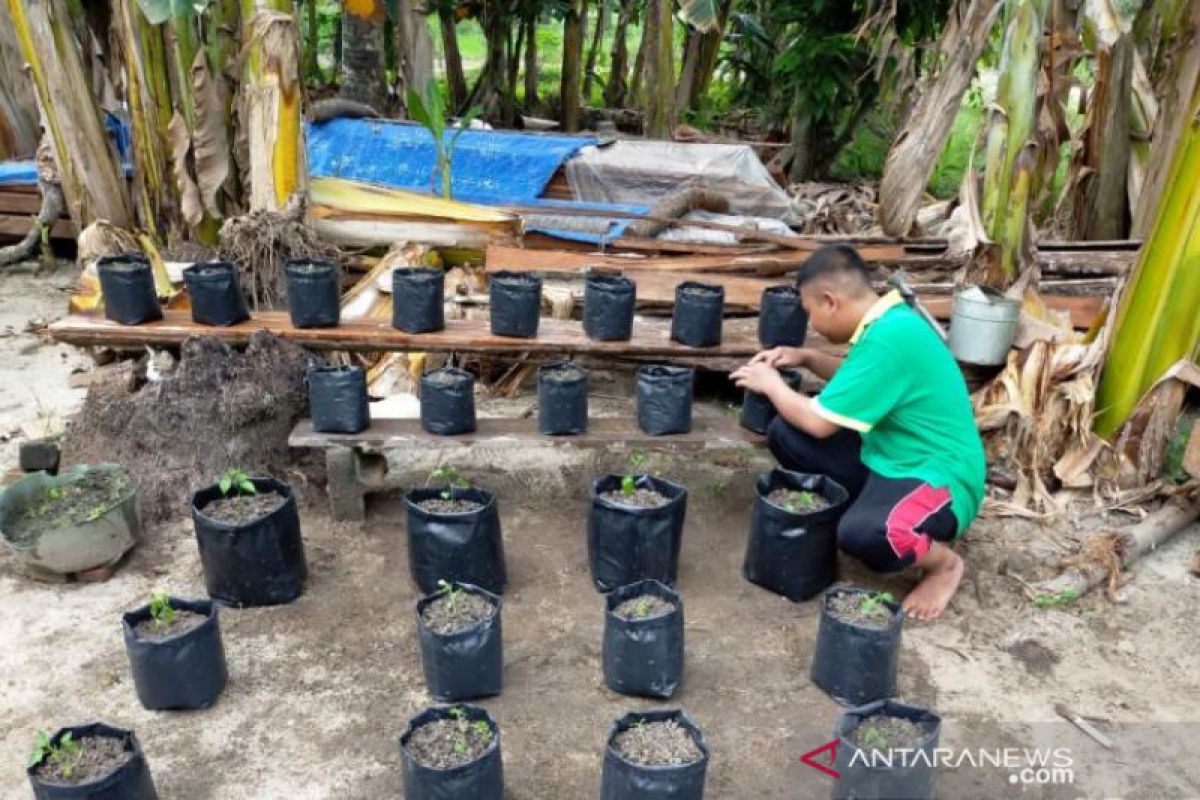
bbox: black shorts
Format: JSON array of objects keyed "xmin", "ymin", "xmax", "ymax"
[{"xmin": 766, "ymin": 417, "xmax": 958, "ymax": 572}]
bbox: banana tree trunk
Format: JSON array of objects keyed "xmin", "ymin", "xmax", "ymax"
[
  {"xmin": 242, "ymin": 0, "xmax": 307, "ymax": 213},
  {"xmin": 437, "ymin": 4, "xmax": 467, "ymax": 111},
  {"xmin": 675, "ymin": 0, "xmax": 730, "ymax": 113},
  {"xmin": 878, "ymin": 0, "xmax": 1002, "ymax": 236},
  {"xmin": 642, "ymin": 0, "xmax": 675, "ymax": 138},
  {"xmin": 340, "ymin": 0, "xmax": 387, "ymax": 109},
  {"xmin": 561, "ymin": 0, "xmax": 587, "ymax": 132},
  {"xmin": 0, "ymin": 4, "xmax": 39, "ymax": 159},
  {"xmin": 6, "ymin": 0, "xmax": 132, "ymax": 229},
  {"xmin": 1073, "ymin": 34, "xmax": 1133, "ymax": 240},
  {"xmin": 1094, "ymin": 75, "xmax": 1200, "ymax": 438},
  {"xmin": 604, "ymin": 1, "xmax": 633, "ymax": 108}
]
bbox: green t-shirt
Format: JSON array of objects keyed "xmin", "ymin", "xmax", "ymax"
[{"xmin": 811, "ymin": 291, "xmax": 986, "ymax": 531}]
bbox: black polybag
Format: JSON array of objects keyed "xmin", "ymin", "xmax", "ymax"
[
  {"xmin": 740, "ymin": 368, "xmax": 804, "ymax": 434},
  {"xmin": 602, "ymin": 580, "xmax": 684, "ymax": 699},
  {"xmin": 832, "ymin": 700, "xmax": 941, "ymax": 800},
  {"xmin": 284, "ymin": 258, "xmax": 340, "ymax": 328},
  {"xmin": 308, "ymin": 364, "xmax": 370, "ymax": 434},
  {"xmin": 636, "ymin": 365, "xmax": 694, "ymax": 435},
  {"xmin": 589, "ymin": 475, "xmax": 688, "ymax": 592},
  {"xmin": 601, "ymin": 709, "xmax": 709, "ymax": 800},
  {"xmin": 393, "ymin": 267, "xmax": 445, "ymax": 334},
  {"xmin": 584, "ymin": 274, "xmax": 636, "ymax": 341},
  {"xmin": 811, "ymin": 585, "xmax": 903, "ymax": 706},
  {"xmin": 182, "ymin": 261, "xmax": 250, "ymax": 326},
  {"xmin": 537, "ymin": 362, "xmax": 588, "ymax": 435},
  {"xmin": 758, "ymin": 285, "xmax": 808, "ymax": 347},
  {"xmin": 122, "ymin": 597, "xmax": 228, "ymax": 711},
  {"xmin": 191, "ymin": 477, "xmax": 307, "ymax": 607},
  {"xmin": 489, "ymin": 270, "xmax": 542, "ymax": 338},
  {"xmin": 97, "ymin": 254, "xmax": 162, "ymax": 325},
  {"xmin": 404, "ymin": 486, "xmax": 507, "ymax": 595},
  {"xmin": 417, "ymin": 582, "xmax": 502, "ymax": 701},
  {"xmin": 420, "ymin": 367, "xmax": 476, "ymax": 435},
  {"xmin": 743, "ymin": 470, "xmax": 848, "ymax": 601},
  {"xmin": 28, "ymin": 723, "xmax": 159, "ymax": 800},
  {"xmin": 670, "ymin": 281, "xmax": 724, "ymax": 347},
  {"xmin": 400, "ymin": 705, "xmax": 503, "ymax": 800}
]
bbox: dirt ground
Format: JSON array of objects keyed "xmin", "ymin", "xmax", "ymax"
[{"xmin": 2, "ymin": 267, "xmax": 1200, "ymax": 799}]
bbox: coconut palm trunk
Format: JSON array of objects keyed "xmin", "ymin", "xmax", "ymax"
[
  {"xmin": 396, "ymin": 0, "xmax": 434, "ymax": 96},
  {"xmin": 561, "ymin": 0, "xmax": 587, "ymax": 131},
  {"xmin": 340, "ymin": 0, "xmax": 387, "ymax": 109},
  {"xmin": 437, "ymin": 3, "xmax": 468, "ymax": 111},
  {"xmin": 642, "ymin": 0, "xmax": 675, "ymax": 138}
]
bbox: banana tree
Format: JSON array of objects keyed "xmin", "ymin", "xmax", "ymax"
[
  {"xmin": 0, "ymin": 6, "xmax": 39, "ymax": 159},
  {"xmin": 406, "ymin": 82, "xmax": 480, "ymax": 199}
]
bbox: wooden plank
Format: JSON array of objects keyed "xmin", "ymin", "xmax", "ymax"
[
  {"xmin": 290, "ymin": 414, "xmax": 764, "ymax": 450},
  {"xmin": 0, "ymin": 215, "xmax": 76, "ymax": 240},
  {"xmin": 0, "ymin": 192, "xmax": 43, "ymax": 215},
  {"xmin": 486, "ymin": 243, "xmax": 809, "ymax": 276},
  {"xmin": 47, "ymin": 309, "xmax": 777, "ymax": 357}
]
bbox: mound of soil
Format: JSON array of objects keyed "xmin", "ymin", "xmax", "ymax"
[
  {"xmin": 200, "ymin": 492, "xmax": 286, "ymax": 525},
  {"xmin": 5, "ymin": 471, "xmax": 129, "ymax": 545},
  {"xmin": 600, "ymin": 488, "xmax": 669, "ymax": 509},
  {"xmin": 613, "ymin": 594, "xmax": 675, "ymax": 621},
  {"xmin": 61, "ymin": 332, "xmax": 316, "ymax": 522},
  {"xmin": 827, "ymin": 591, "xmax": 895, "ymax": 628},
  {"xmin": 405, "ymin": 716, "xmax": 494, "ymax": 769},
  {"xmin": 416, "ymin": 497, "xmax": 484, "ymax": 514},
  {"xmin": 542, "ymin": 366, "xmax": 583, "ymax": 382},
  {"xmin": 424, "ymin": 370, "xmax": 466, "ymax": 388},
  {"xmin": 134, "ymin": 609, "xmax": 207, "ymax": 641},
  {"xmin": 766, "ymin": 488, "xmax": 828, "ymax": 512},
  {"xmin": 33, "ymin": 735, "xmax": 130, "ymax": 785},
  {"xmin": 421, "ymin": 590, "xmax": 495, "ymax": 635},
  {"xmin": 847, "ymin": 714, "xmax": 930, "ymax": 752},
  {"xmin": 612, "ymin": 719, "xmax": 702, "ymax": 766}
]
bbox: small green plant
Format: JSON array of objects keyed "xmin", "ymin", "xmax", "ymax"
[
  {"xmin": 28, "ymin": 730, "xmax": 82, "ymax": 777},
  {"xmin": 218, "ymin": 468, "xmax": 256, "ymax": 497},
  {"xmin": 47, "ymin": 486, "xmax": 64, "ymax": 501},
  {"xmin": 633, "ymin": 597, "xmax": 653, "ymax": 618},
  {"xmin": 446, "ymin": 706, "xmax": 491, "ymax": 755},
  {"xmin": 437, "ymin": 579, "xmax": 465, "ymax": 616},
  {"xmin": 1033, "ymin": 588, "xmax": 1078, "ymax": 609},
  {"xmin": 428, "ymin": 466, "xmax": 470, "ymax": 500},
  {"xmin": 148, "ymin": 592, "xmax": 175, "ymax": 629},
  {"xmin": 857, "ymin": 724, "xmax": 890, "ymax": 751},
  {"xmin": 620, "ymin": 451, "xmax": 650, "ymax": 496},
  {"xmin": 859, "ymin": 591, "xmax": 896, "ymax": 618},
  {"xmin": 781, "ymin": 490, "xmax": 819, "ymax": 512},
  {"xmin": 406, "ymin": 83, "xmax": 482, "ymax": 199}
]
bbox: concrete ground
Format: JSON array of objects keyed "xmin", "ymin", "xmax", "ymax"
[{"xmin": 1, "ymin": 265, "xmax": 1199, "ymax": 799}]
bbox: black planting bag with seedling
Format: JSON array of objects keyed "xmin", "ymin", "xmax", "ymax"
[
  {"xmin": 758, "ymin": 285, "xmax": 808, "ymax": 347},
  {"xmin": 404, "ymin": 469, "xmax": 506, "ymax": 595},
  {"xmin": 416, "ymin": 581, "xmax": 502, "ymax": 701},
  {"xmin": 740, "ymin": 368, "xmax": 804, "ymax": 434},
  {"xmin": 602, "ymin": 579, "xmax": 684, "ymax": 699},
  {"xmin": 27, "ymin": 722, "xmax": 158, "ymax": 799},
  {"xmin": 743, "ymin": 469, "xmax": 848, "ymax": 602},
  {"xmin": 831, "ymin": 699, "xmax": 941, "ymax": 800},
  {"xmin": 489, "ymin": 270, "xmax": 542, "ymax": 338},
  {"xmin": 537, "ymin": 362, "xmax": 588, "ymax": 435},
  {"xmin": 122, "ymin": 595, "xmax": 228, "ymax": 711},
  {"xmin": 584, "ymin": 274, "xmax": 636, "ymax": 341},
  {"xmin": 392, "ymin": 267, "xmax": 446, "ymax": 334},
  {"xmin": 588, "ymin": 468, "xmax": 688, "ymax": 592},
  {"xmin": 97, "ymin": 253, "xmax": 162, "ymax": 326},
  {"xmin": 601, "ymin": 709, "xmax": 709, "ymax": 800},
  {"xmin": 636, "ymin": 365, "xmax": 694, "ymax": 435},
  {"xmin": 670, "ymin": 280, "xmax": 725, "ymax": 348},
  {"xmin": 420, "ymin": 366, "xmax": 477, "ymax": 435},
  {"xmin": 307, "ymin": 364, "xmax": 370, "ymax": 434},
  {"xmin": 284, "ymin": 257, "xmax": 341, "ymax": 328},
  {"xmin": 400, "ymin": 705, "xmax": 503, "ymax": 800},
  {"xmin": 182, "ymin": 261, "xmax": 250, "ymax": 327},
  {"xmin": 811, "ymin": 585, "xmax": 904, "ymax": 706},
  {"xmin": 191, "ymin": 472, "xmax": 307, "ymax": 607}
]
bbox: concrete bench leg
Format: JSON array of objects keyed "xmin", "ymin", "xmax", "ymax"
[{"xmin": 326, "ymin": 446, "xmax": 387, "ymax": 521}]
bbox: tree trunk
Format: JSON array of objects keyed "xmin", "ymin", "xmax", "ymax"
[
  {"xmin": 303, "ymin": 0, "xmax": 319, "ymax": 83},
  {"xmin": 642, "ymin": 0, "xmax": 675, "ymax": 138},
  {"xmin": 0, "ymin": 4, "xmax": 39, "ymax": 159},
  {"xmin": 396, "ymin": 0, "xmax": 434, "ymax": 96},
  {"xmin": 561, "ymin": 0, "xmax": 587, "ymax": 131},
  {"xmin": 629, "ymin": 16, "xmax": 646, "ymax": 103},
  {"xmin": 604, "ymin": 1, "xmax": 632, "ymax": 108},
  {"xmin": 877, "ymin": 0, "xmax": 1003, "ymax": 236},
  {"xmin": 583, "ymin": 0, "xmax": 608, "ymax": 101},
  {"xmin": 691, "ymin": 0, "xmax": 730, "ymax": 105},
  {"xmin": 438, "ymin": 4, "xmax": 467, "ymax": 111},
  {"xmin": 1075, "ymin": 34, "xmax": 1133, "ymax": 240},
  {"xmin": 6, "ymin": 0, "xmax": 132, "ymax": 229},
  {"xmin": 332, "ymin": 11, "xmax": 342, "ymax": 82},
  {"xmin": 467, "ymin": 4, "xmax": 513, "ymax": 124},
  {"xmin": 340, "ymin": 1, "xmax": 387, "ymax": 109},
  {"xmin": 523, "ymin": 13, "xmax": 539, "ymax": 110},
  {"xmin": 241, "ymin": 0, "xmax": 307, "ymax": 212},
  {"xmin": 788, "ymin": 114, "xmax": 816, "ymax": 183}
]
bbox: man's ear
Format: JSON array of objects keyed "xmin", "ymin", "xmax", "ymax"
[{"xmin": 821, "ymin": 289, "xmax": 839, "ymax": 311}]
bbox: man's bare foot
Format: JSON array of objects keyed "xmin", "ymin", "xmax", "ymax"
[{"xmin": 902, "ymin": 542, "xmax": 964, "ymax": 621}]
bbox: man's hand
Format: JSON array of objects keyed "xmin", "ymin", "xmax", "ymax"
[
  {"xmin": 749, "ymin": 346, "xmax": 808, "ymax": 369},
  {"xmin": 731, "ymin": 361, "xmax": 788, "ymax": 395}
]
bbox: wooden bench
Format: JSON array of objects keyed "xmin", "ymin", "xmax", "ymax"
[{"xmin": 289, "ymin": 415, "xmax": 765, "ymax": 520}]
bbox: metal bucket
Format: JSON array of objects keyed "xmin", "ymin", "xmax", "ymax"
[{"xmin": 948, "ymin": 287, "xmax": 1020, "ymax": 366}]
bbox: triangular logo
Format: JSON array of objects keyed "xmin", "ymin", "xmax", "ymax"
[{"xmin": 800, "ymin": 739, "xmax": 841, "ymax": 779}]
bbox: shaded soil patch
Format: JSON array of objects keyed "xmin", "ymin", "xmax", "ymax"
[
  {"xmin": 416, "ymin": 497, "xmax": 484, "ymax": 514},
  {"xmin": 405, "ymin": 717, "xmax": 494, "ymax": 769},
  {"xmin": 421, "ymin": 591, "xmax": 495, "ymax": 635},
  {"xmin": 33, "ymin": 735, "xmax": 129, "ymax": 785},
  {"xmin": 847, "ymin": 715, "xmax": 931, "ymax": 752},
  {"xmin": 200, "ymin": 492, "xmax": 286, "ymax": 525},
  {"xmin": 134, "ymin": 609, "xmax": 207, "ymax": 641},
  {"xmin": 765, "ymin": 488, "xmax": 828, "ymax": 512},
  {"xmin": 600, "ymin": 488, "xmax": 669, "ymax": 509},
  {"xmin": 611, "ymin": 720, "xmax": 702, "ymax": 766},
  {"xmin": 613, "ymin": 594, "xmax": 675, "ymax": 621}
]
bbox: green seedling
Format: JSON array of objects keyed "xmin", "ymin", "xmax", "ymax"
[
  {"xmin": 858, "ymin": 591, "xmax": 896, "ymax": 618},
  {"xmin": 633, "ymin": 597, "xmax": 654, "ymax": 618},
  {"xmin": 428, "ymin": 466, "xmax": 469, "ymax": 501},
  {"xmin": 28, "ymin": 730, "xmax": 82, "ymax": 777},
  {"xmin": 446, "ymin": 706, "xmax": 490, "ymax": 755},
  {"xmin": 781, "ymin": 490, "xmax": 820, "ymax": 512},
  {"xmin": 218, "ymin": 468, "xmax": 256, "ymax": 497},
  {"xmin": 1032, "ymin": 588, "xmax": 1078, "ymax": 609},
  {"xmin": 857, "ymin": 724, "xmax": 890, "ymax": 751},
  {"xmin": 47, "ymin": 487, "xmax": 64, "ymax": 501},
  {"xmin": 437, "ymin": 579, "xmax": 465, "ymax": 616},
  {"xmin": 620, "ymin": 451, "xmax": 650, "ymax": 496},
  {"xmin": 149, "ymin": 592, "xmax": 175, "ymax": 629}
]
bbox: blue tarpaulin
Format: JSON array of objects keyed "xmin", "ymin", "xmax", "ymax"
[
  {"xmin": 308, "ymin": 118, "xmax": 597, "ymax": 206},
  {"xmin": 0, "ymin": 113, "xmax": 133, "ymax": 187},
  {"xmin": 0, "ymin": 162, "xmax": 39, "ymax": 187}
]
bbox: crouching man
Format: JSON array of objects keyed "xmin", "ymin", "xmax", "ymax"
[{"xmin": 732, "ymin": 245, "xmax": 985, "ymax": 620}]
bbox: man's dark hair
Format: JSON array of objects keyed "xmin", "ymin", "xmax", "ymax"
[{"xmin": 795, "ymin": 244, "xmax": 871, "ymax": 290}]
